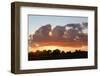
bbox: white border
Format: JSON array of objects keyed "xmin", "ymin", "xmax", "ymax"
[{"xmin": 20, "ymin": 6, "xmax": 95, "ymax": 70}]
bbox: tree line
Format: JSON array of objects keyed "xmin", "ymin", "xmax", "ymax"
[{"xmin": 28, "ymin": 49, "xmax": 88, "ymax": 60}]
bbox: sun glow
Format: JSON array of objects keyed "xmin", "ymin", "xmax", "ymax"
[
  {"xmin": 40, "ymin": 46, "xmax": 60, "ymax": 51},
  {"xmin": 29, "ymin": 45, "xmax": 87, "ymax": 52},
  {"xmin": 49, "ymin": 31, "xmax": 52, "ymax": 36}
]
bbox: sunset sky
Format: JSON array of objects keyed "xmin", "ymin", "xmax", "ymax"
[{"xmin": 28, "ymin": 15, "xmax": 88, "ymax": 52}]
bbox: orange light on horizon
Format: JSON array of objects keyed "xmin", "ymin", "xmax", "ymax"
[{"xmin": 28, "ymin": 45, "xmax": 87, "ymax": 52}]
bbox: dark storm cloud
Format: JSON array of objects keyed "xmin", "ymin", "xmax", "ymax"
[
  {"xmin": 52, "ymin": 26, "xmax": 66, "ymax": 40},
  {"xmin": 66, "ymin": 23, "xmax": 82, "ymax": 31},
  {"xmin": 29, "ymin": 23, "xmax": 88, "ymax": 47},
  {"xmin": 64, "ymin": 23, "xmax": 88, "ymax": 42},
  {"xmin": 31, "ymin": 24, "xmax": 51, "ymax": 42},
  {"xmin": 82, "ymin": 22, "xmax": 88, "ymax": 28},
  {"xmin": 64, "ymin": 29, "xmax": 79, "ymax": 40},
  {"xmin": 66, "ymin": 23, "xmax": 81, "ymax": 28}
]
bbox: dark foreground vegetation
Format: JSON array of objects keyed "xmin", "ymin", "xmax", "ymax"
[{"xmin": 28, "ymin": 49, "xmax": 88, "ymax": 61}]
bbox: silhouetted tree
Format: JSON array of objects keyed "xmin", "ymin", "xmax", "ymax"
[
  {"xmin": 61, "ymin": 51, "xmax": 66, "ymax": 55},
  {"xmin": 28, "ymin": 49, "xmax": 88, "ymax": 60},
  {"xmin": 52, "ymin": 49, "xmax": 60, "ymax": 55},
  {"xmin": 47, "ymin": 50, "xmax": 52, "ymax": 54}
]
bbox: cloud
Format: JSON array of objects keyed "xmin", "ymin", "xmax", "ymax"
[
  {"xmin": 29, "ymin": 23, "xmax": 88, "ymax": 47},
  {"xmin": 30, "ymin": 24, "xmax": 51, "ymax": 42},
  {"xmin": 52, "ymin": 26, "xmax": 66, "ymax": 40}
]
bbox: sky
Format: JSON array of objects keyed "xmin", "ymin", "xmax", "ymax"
[
  {"xmin": 28, "ymin": 15, "xmax": 88, "ymax": 52},
  {"xmin": 28, "ymin": 15, "xmax": 88, "ymax": 34}
]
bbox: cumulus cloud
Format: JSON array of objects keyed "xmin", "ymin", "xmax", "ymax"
[
  {"xmin": 52, "ymin": 26, "xmax": 66, "ymax": 41},
  {"xmin": 29, "ymin": 23, "xmax": 88, "ymax": 47},
  {"xmin": 31, "ymin": 24, "xmax": 51, "ymax": 42}
]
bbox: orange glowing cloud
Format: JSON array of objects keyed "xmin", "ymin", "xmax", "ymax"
[{"xmin": 28, "ymin": 23, "xmax": 88, "ymax": 52}]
